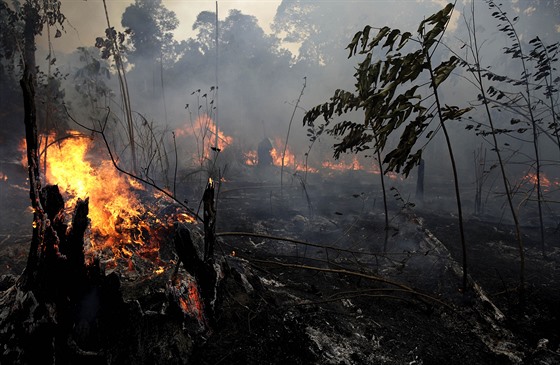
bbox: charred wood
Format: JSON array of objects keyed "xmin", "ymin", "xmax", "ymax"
[
  {"xmin": 20, "ymin": 63, "xmax": 43, "ymax": 291},
  {"xmin": 173, "ymin": 223, "xmax": 218, "ymax": 325},
  {"xmin": 203, "ymin": 178, "xmax": 216, "ymax": 263},
  {"xmin": 416, "ymin": 157, "xmax": 425, "ymax": 203}
]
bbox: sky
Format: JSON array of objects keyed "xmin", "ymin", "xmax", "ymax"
[
  {"xmin": 44, "ymin": 0, "xmax": 282, "ymax": 53},
  {"xmin": 10, "ymin": 0, "xmax": 560, "ymax": 190},
  {"xmin": 41, "ymin": 0, "xmax": 560, "ymax": 56}
]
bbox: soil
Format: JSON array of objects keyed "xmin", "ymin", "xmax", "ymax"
[{"xmin": 1, "ymin": 165, "xmax": 559, "ymax": 364}]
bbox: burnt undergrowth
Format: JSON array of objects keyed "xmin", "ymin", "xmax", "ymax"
[{"xmin": 1, "ymin": 166, "xmax": 559, "ymax": 364}]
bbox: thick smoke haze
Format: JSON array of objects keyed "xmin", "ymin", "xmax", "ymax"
[{"xmin": 1, "ymin": 0, "xmax": 560, "ymax": 219}]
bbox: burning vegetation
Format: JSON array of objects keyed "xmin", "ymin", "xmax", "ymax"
[{"xmin": 1, "ymin": 1, "xmax": 560, "ymax": 365}]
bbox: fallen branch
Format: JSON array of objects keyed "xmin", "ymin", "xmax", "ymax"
[
  {"xmin": 249, "ymin": 258, "xmax": 454, "ymax": 312},
  {"xmin": 217, "ymin": 231, "xmax": 428, "ymax": 259}
]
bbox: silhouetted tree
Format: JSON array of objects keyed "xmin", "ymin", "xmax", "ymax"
[{"xmin": 121, "ymin": 0, "xmax": 179, "ymax": 67}]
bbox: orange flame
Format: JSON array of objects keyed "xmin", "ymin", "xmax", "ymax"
[
  {"xmin": 18, "ymin": 131, "xmax": 197, "ymax": 272},
  {"xmin": 44, "ymin": 132, "xmax": 147, "ymax": 253},
  {"xmin": 0, "ymin": 171, "xmax": 7, "ymax": 182},
  {"xmin": 524, "ymin": 172, "xmax": 551, "ymax": 187},
  {"xmin": 522, "ymin": 172, "xmax": 559, "ymax": 192},
  {"xmin": 244, "ymin": 150, "xmax": 258, "ymax": 166},
  {"xmin": 18, "ymin": 139, "xmax": 27, "ymax": 167},
  {"xmin": 270, "ymin": 138, "xmax": 297, "ymax": 168},
  {"xmin": 175, "ymin": 278, "xmax": 206, "ymax": 325},
  {"xmin": 176, "ymin": 114, "xmax": 232, "ymax": 164},
  {"xmin": 321, "ymin": 156, "xmax": 364, "ymax": 171}
]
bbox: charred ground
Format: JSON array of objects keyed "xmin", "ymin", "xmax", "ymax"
[{"xmin": 1, "ymin": 165, "xmax": 559, "ymax": 364}]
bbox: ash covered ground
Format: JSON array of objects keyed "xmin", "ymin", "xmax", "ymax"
[{"xmin": 1, "ymin": 163, "xmax": 560, "ymax": 364}]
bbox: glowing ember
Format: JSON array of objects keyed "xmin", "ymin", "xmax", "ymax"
[
  {"xmin": 175, "ymin": 278, "xmax": 206, "ymax": 325},
  {"xmin": 0, "ymin": 171, "xmax": 7, "ymax": 181},
  {"xmin": 525, "ymin": 172, "xmax": 550, "ymax": 187},
  {"xmin": 175, "ymin": 213, "xmax": 197, "ymax": 224}
]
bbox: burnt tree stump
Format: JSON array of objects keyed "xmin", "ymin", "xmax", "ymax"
[
  {"xmin": 173, "ymin": 223, "xmax": 218, "ymax": 326},
  {"xmin": 0, "ymin": 184, "xmax": 98, "ymax": 363},
  {"xmin": 203, "ymin": 178, "xmax": 216, "ymax": 263}
]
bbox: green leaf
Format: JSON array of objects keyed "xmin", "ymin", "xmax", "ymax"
[
  {"xmin": 397, "ymin": 32, "xmax": 412, "ymax": 51},
  {"xmin": 367, "ymin": 26, "xmax": 391, "ymax": 51},
  {"xmin": 346, "ymin": 30, "xmax": 362, "ymax": 58},
  {"xmin": 383, "ymin": 29, "xmax": 401, "ymax": 52},
  {"xmin": 432, "ymin": 56, "xmax": 458, "ymax": 88},
  {"xmin": 361, "ymin": 25, "xmax": 372, "ymax": 52}
]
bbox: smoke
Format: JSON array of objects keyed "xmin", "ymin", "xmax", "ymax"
[{"xmin": 2, "ymin": 0, "xmax": 559, "ymax": 218}]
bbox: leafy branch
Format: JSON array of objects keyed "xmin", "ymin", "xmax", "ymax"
[{"xmin": 304, "ymin": 3, "xmax": 472, "ymax": 292}]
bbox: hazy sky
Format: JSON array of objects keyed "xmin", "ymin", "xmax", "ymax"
[
  {"xmin": 44, "ymin": 0, "xmax": 281, "ymax": 53},
  {"xmin": 42, "ymin": 0, "xmax": 560, "ymax": 55}
]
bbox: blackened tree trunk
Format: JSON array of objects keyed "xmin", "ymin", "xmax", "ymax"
[
  {"xmin": 416, "ymin": 158, "xmax": 425, "ymax": 204},
  {"xmin": 203, "ymin": 178, "xmax": 216, "ymax": 263},
  {"xmin": 20, "ymin": 2, "xmax": 44, "ymax": 290}
]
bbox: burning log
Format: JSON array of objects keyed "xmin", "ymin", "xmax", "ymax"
[
  {"xmin": 1, "ymin": 181, "xmax": 208, "ymax": 363},
  {"xmin": 173, "ymin": 223, "xmax": 218, "ymax": 326}
]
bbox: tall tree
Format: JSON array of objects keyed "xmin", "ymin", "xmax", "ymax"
[
  {"xmin": 121, "ymin": 0, "xmax": 179, "ymax": 66},
  {"xmin": 272, "ymin": 0, "xmax": 434, "ymax": 67},
  {"xmin": 170, "ymin": 9, "xmax": 294, "ymax": 134},
  {"xmin": 2, "ymin": 0, "xmax": 65, "ymax": 288},
  {"xmin": 304, "ymin": 4, "xmax": 473, "ymax": 292},
  {"xmin": 272, "ymin": 0, "xmax": 356, "ymax": 66}
]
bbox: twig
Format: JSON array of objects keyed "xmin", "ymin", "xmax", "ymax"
[
  {"xmin": 249, "ymin": 259, "xmax": 455, "ymax": 311},
  {"xmin": 217, "ymin": 231, "xmax": 386, "ymax": 258},
  {"xmin": 64, "ymin": 105, "xmax": 202, "ymax": 222},
  {"xmin": 281, "ymin": 77, "xmax": 307, "ymax": 194},
  {"xmin": 172, "ymin": 131, "xmax": 178, "ymax": 197}
]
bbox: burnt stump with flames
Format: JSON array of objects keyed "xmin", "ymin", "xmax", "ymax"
[{"xmin": 0, "ymin": 175, "xmax": 257, "ymax": 364}]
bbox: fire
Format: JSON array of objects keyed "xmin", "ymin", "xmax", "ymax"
[
  {"xmin": 244, "ymin": 150, "xmax": 258, "ymax": 166},
  {"xmin": 175, "ymin": 213, "xmax": 197, "ymax": 225},
  {"xmin": 321, "ymin": 156, "xmax": 364, "ymax": 171},
  {"xmin": 244, "ymin": 140, "xmax": 382, "ymax": 175},
  {"xmin": 173, "ymin": 276, "xmax": 206, "ymax": 326},
  {"xmin": 44, "ymin": 132, "xmax": 147, "ymax": 252},
  {"xmin": 386, "ymin": 171, "xmax": 400, "ymax": 181},
  {"xmin": 525, "ymin": 172, "xmax": 551, "ymax": 187},
  {"xmin": 0, "ymin": 171, "xmax": 7, "ymax": 181},
  {"xmin": 18, "ymin": 139, "xmax": 27, "ymax": 167},
  {"xmin": 243, "ymin": 138, "xmax": 311, "ymax": 172},
  {"xmin": 270, "ymin": 137, "xmax": 299, "ymax": 169},
  {"xmin": 18, "ymin": 131, "xmax": 194, "ymax": 257},
  {"xmin": 522, "ymin": 172, "xmax": 559, "ymax": 191},
  {"xmin": 176, "ymin": 114, "xmax": 233, "ymax": 164}
]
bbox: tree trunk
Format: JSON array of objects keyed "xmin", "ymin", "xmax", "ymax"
[
  {"xmin": 20, "ymin": 2, "xmax": 43, "ymax": 289},
  {"xmin": 415, "ymin": 158, "xmax": 425, "ymax": 204}
]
